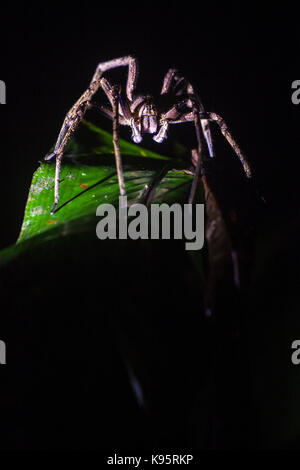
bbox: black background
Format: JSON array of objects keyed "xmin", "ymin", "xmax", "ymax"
[{"xmin": 0, "ymin": 1, "xmax": 299, "ymax": 452}]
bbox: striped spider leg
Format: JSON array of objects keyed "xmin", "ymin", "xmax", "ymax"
[{"xmin": 45, "ymin": 56, "xmax": 138, "ymax": 214}]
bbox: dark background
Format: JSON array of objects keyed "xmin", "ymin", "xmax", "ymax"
[{"xmin": 0, "ymin": 1, "xmax": 299, "ymax": 451}]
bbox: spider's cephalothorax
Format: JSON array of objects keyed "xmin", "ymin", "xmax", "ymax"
[{"xmin": 45, "ymin": 56, "xmax": 252, "ymax": 214}]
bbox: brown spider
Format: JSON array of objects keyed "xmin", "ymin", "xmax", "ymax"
[{"xmin": 45, "ymin": 56, "xmax": 252, "ymax": 214}]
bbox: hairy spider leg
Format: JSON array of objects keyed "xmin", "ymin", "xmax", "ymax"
[
  {"xmin": 112, "ymin": 86, "xmax": 126, "ymax": 196},
  {"xmin": 161, "ymin": 68, "xmax": 178, "ymax": 95},
  {"xmin": 45, "ymin": 56, "xmax": 138, "ymax": 213},
  {"xmin": 99, "ymin": 76, "xmax": 142, "ymax": 145},
  {"xmin": 92, "ymin": 56, "xmax": 138, "ymax": 102},
  {"xmin": 160, "ymin": 69, "xmax": 215, "ymax": 159},
  {"xmin": 186, "ymin": 83, "xmax": 214, "ymax": 161},
  {"xmin": 187, "ymin": 108, "xmax": 206, "ymax": 204},
  {"xmin": 46, "ymin": 86, "xmax": 96, "ymax": 214},
  {"xmin": 154, "ymin": 95, "xmax": 204, "ymax": 203},
  {"xmin": 167, "ymin": 107, "xmax": 252, "ymax": 179},
  {"xmin": 97, "ymin": 104, "xmax": 127, "ymax": 124},
  {"xmin": 163, "ymin": 100, "xmax": 205, "ymax": 204},
  {"xmin": 157, "ymin": 98, "xmax": 252, "ymax": 201},
  {"xmin": 98, "ymin": 77, "xmax": 129, "ymax": 124},
  {"xmin": 98, "ymin": 79, "xmax": 127, "ymax": 195},
  {"xmin": 203, "ymin": 112, "xmax": 252, "ymax": 178}
]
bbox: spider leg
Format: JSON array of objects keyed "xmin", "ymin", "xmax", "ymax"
[
  {"xmin": 160, "ymin": 72, "xmax": 214, "ymax": 158},
  {"xmin": 203, "ymin": 112, "xmax": 252, "ymax": 178},
  {"xmin": 92, "ymin": 56, "xmax": 138, "ymax": 102},
  {"xmin": 188, "ymin": 109, "xmax": 205, "ymax": 204},
  {"xmin": 46, "ymin": 56, "xmax": 138, "ymax": 213},
  {"xmin": 112, "ymin": 86, "xmax": 126, "ymax": 196},
  {"xmin": 166, "ymin": 108, "xmax": 252, "ymax": 180},
  {"xmin": 97, "ymin": 105, "xmax": 127, "ymax": 125},
  {"xmin": 161, "ymin": 69, "xmax": 178, "ymax": 95},
  {"xmin": 100, "ymin": 78, "xmax": 132, "ymax": 125},
  {"xmin": 46, "ymin": 85, "xmax": 96, "ymax": 214},
  {"xmin": 103, "ymin": 84, "xmax": 143, "ymax": 143},
  {"xmin": 153, "ymin": 99, "xmax": 193, "ymax": 143},
  {"xmin": 166, "ymin": 101, "xmax": 214, "ymax": 159},
  {"xmin": 161, "ymin": 68, "xmax": 192, "ymax": 97},
  {"xmin": 163, "ymin": 100, "xmax": 194, "ymax": 121},
  {"xmin": 155, "ymin": 101, "xmax": 206, "ymax": 203},
  {"xmin": 188, "ymin": 88, "xmax": 215, "ymax": 159},
  {"xmin": 199, "ymin": 112, "xmax": 214, "ymax": 159}
]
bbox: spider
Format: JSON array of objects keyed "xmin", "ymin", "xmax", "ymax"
[{"xmin": 45, "ymin": 56, "xmax": 252, "ymax": 214}]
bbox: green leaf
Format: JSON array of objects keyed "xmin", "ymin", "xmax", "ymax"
[{"xmin": 0, "ymin": 120, "xmax": 204, "ymax": 266}]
